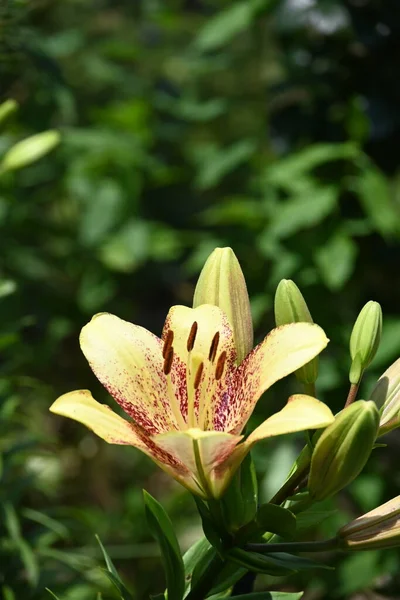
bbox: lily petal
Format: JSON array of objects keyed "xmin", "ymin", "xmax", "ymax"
[
  {"xmin": 80, "ymin": 313, "xmax": 177, "ymax": 434},
  {"xmin": 216, "ymin": 322, "xmax": 329, "ymax": 433},
  {"xmin": 162, "ymin": 305, "xmax": 236, "ymax": 427},
  {"xmin": 154, "ymin": 428, "xmax": 242, "ymax": 497},
  {"xmin": 245, "ymin": 394, "xmax": 334, "ymax": 445},
  {"xmin": 50, "ymin": 390, "xmax": 150, "ymax": 446},
  {"xmin": 50, "ymin": 390, "xmax": 200, "ymax": 492}
]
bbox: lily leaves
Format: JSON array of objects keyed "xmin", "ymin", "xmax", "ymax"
[{"xmin": 144, "ymin": 491, "xmax": 185, "ymax": 600}]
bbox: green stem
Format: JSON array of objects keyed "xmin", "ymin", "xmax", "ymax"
[
  {"xmin": 269, "ymin": 461, "xmax": 310, "ymax": 506},
  {"xmin": 185, "ymin": 552, "xmax": 224, "ymax": 600},
  {"xmin": 246, "ymin": 537, "xmax": 338, "ymax": 554},
  {"xmin": 303, "ymin": 381, "xmax": 317, "ymax": 397}
]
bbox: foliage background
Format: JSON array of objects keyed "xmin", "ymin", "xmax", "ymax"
[{"xmin": 1, "ymin": 0, "xmax": 400, "ymax": 598}]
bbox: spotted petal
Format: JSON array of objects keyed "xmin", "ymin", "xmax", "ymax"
[
  {"xmin": 50, "ymin": 390, "xmax": 201, "ymax": 494},
  {"xmin": 216, "ymin": 322, "xmax": 329, "ymax": 433},
  {"xmin": 221, "ymin": 395, "xmax": 334, "ymax": 480},
  {"xmin": 154, "ymin": 428, "xmax": 242, "ymax": 498},
  {"xmin": 50, "ymin": 390, "xmax": 151, "ymax": 446},
  {"xmin": 162, "ymin": 305, "xmax": 236, "ymax": 428},
  {"xmin": 80, "ymin": 313, "xmax": 179, "ymax": 434},
  {"xmin": 246, "ymin": 394, "xmax": 334, "ymax": 445}
]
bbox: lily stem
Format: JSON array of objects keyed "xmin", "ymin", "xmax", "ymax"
[
  {"xmin": 246, "ymin": 537, "xmax": 338, "ymax": 554},
  {"xmin": 345, "ymin": 382, "xmax": 360, "ymax": 408},
  {"xmin": 303, "ymin": 381, "xmax": 317, "ymax": 398},
  {"xmin": 269, "ymin": 462, "xmax": 310, "ymax": 506}
]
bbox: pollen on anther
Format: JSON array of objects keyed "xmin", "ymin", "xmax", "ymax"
[
  {"xmin": 194, "ymin": 362, "xmax": 204, "ymax": 389},
  {"xmin": 215, "ymin": 351, "xmax": 227, "ymax": 380},
  {"xmin": 208, "ymin": 331, "xmax": 220, "ymax": 362},
  {"xmin": 187, "ymin": 321, "xmax": 198, "ymax": 352},
  {"xmin": 163, "ymin": 330, "xmax": 174, "ymax": 358},
  {"xmin": 163, "ymin": 347, "xmax": 174, "ymax": 375}
]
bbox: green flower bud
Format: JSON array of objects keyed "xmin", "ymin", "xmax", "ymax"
[
  {"xmin": 0, "ymin": 130, "xmax": 60, "ymax": 174},
  {"xmin": 193, "ymin": 247, "xmax": 253, "ymax": 363},
  {"xmin": 308, "ymin": 400, "xmax": 379, "ymax": 501},
  {"xmin": 338, "ymin": 495, "xmax": 400, "ymax": 550},
  {"xmin": 274, "ymin": 279, "xmax": 318, "ymax": 384},
  {"xmin": 370, "ymin": 357, "xmax": 400, "ymax": 435},
  {"xmin": 349, "ymin": 301, "xmax": 382, "ymax": 384}
]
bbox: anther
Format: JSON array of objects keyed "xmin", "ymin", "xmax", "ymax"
[
  {"xmin": 187, "ymin": 321, "xmax": 198, "ymax": 352},
  {"xmin": 163, "ymin": 347, "xmax": 174, "ymax": 375},
  {"xmin": 163, "ymin": 330, "xmax": 174, "ymax": 358},
  {"xmin": 215, "ymin": 351, "xmax": 227, "ymax": 380},
  {"xmin": 208, "ymin": 331, "xmax": 220, "ymax": 362},
  {"xmin": 194, "ymin": 362, "xmax": 204, "ymax": 389}
]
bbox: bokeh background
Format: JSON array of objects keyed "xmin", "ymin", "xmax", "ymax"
[{"xmin": 2, "ymin": 0, "xmax": 400, "ymax": 598}]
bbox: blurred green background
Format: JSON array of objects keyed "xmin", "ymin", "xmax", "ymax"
[{"xmin": 2, "ymin": 0, "xmax": 400, "ymax": 598}]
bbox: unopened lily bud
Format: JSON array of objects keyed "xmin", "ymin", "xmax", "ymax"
[
  {"xmin": 274, "ymin": 279, "xmax": 317, "ymax": 384},
  {"xmin": 349, "ymin": 301, "xmax": 382, "ymax": 384},
  {"xmin": 193, "ymin": 247, "xmax": 253, "ymax": 363},
  {"xmin": 0, "ymin": 130, "xmax": 60, "ymax": 173},
  {"xmin": 339, "ymin": 495, "xmax": 400, "ymax": 550},
  {"xmin": 370, "ymin": 357, "xmax": 400, "ymax": 435},
  {"xmin": 308, "ymin": 400, "xmax": 379, "ymax": 501}
]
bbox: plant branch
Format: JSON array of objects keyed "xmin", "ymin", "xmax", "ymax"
[
  {"xmin": 345, "ymin": 382, "xmax": 360, "ymax": 408},
  {"xmin": 246, "ymin": 537, "xmax": 338, "ymax": 554},
  {"xmin": 269, "ymin": 461, "xmax": 309, "ymax": 506}
]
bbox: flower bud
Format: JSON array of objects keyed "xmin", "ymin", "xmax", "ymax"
[
  {"xmin": 338, "ymin": 495, "xmax": 400, "ymax": 550},
  {"xmin": 308, "ymin": 400, "xmax": 379, "ymax": 501},
  {"xmin": 0, "ymin": 130, "xmax": 60, "ymax": 173},
  {"xmin": 193, "ymin": 247, "xmax": 253, "ymax": 363},
  {"xmin": 274, "ymin": 279, "xmax": 317, "ymax": 384},
  {"xmin": 349, "ymin": 301, "xmax": 382, "ymax": 384},
  {"xmin": 370, "ymin": 357, "xmax": 400, "ymax": 435}
]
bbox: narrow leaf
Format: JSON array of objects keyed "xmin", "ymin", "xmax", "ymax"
[{"xmin": 144, "ymin": 491, "xmax": 185, "ymax": 600}]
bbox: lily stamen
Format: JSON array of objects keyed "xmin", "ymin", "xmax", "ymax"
[
  {"xmin": 194, "ymin": 362, "xmax": 204, "ymax": 389},
  {"xmin": 215, "ymin": 351, "xmax": 227, "ymax": 381},
  {"xmin": 187, "ymin": 321, "xmax": 198, "ymax": 352},
  {"xmin": 209, "ymin": 331, "xmax": 220, "ymax": 362},
  {"xmin": 162, "ymin": 329, "xmax": 174, "ymax": 358}
]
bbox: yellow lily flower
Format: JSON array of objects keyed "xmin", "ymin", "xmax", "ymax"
[{"xmin": 50, "ymin": 304, "xmax": 333, "ymax": 498}]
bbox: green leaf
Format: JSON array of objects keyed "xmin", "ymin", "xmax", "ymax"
[
  {"xmin": 46, "ymin": 591, "xmax": 62, "ymax": 600},
  {"xmin": 0, "ymin": 130, "xmax": 60, "ymax": 173},
  {"xmin": 0, "ymin": 99, "xmax": 18, "ymax": 125},
  {"xmin": 191, "ymin": 547, "xmax": 222, "ymax": 593},
  {"xmin": 295, "ymin": 510, "xmax": 337, "ymax": 534},
  {"xmin": 2, "ymin": 586, "xmax": 16, "ymax": 600},
  {"xmin": 266, "ymin": 143, "xmax": 359, "ymax": 189},
  {"xmin": 267, "ymin": 186, "xmax": 338, "ymax": 239},
  {"xmin": 183, "ymin": 537, "xmax": 211, "ymax": 594},
  {"xmin": 265, "ymin": 552, "xmax": 333, "ymax": 571},
  {"xmin": 315, "ymin": 232, "xmax": 357, "ymax": 290},
  {"xmin": 194, "ymin": 0, "xmax": 269, "ymax": 52},
  {"xmin": 224, "ymin": 594, "xmax": 304, "ymax": 600},
  {"xmin": 193, "ymin": 497, "xmax": 223, "ymax": 550},
  {"xmin": 194, "ymin": 140, "xmax": 256, "ymax": 190},
  {"xmin": 222, "ymin": 453, "xmax": 258, "ymax": 532},
  {"xmin": 143, "ymin": 491, "xmax": 185, "ymax": 600},
  {"xmin": 208, "ymin": 561, "xmax": 247, "ymax": 596},
  {"xmin": 96, "ymin": 535, "xmax": 133, "ymax": 599},
  {"xmin": 354, "ymin": 164, "xmax": 398, "ymax": 237},
  {"xmin": 256, "ymin": 504, "xmax": 296, "ymax": 539},
  {"xmin": 227, "ymin": 548, "xmax": 292, "ymax": 576}
]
